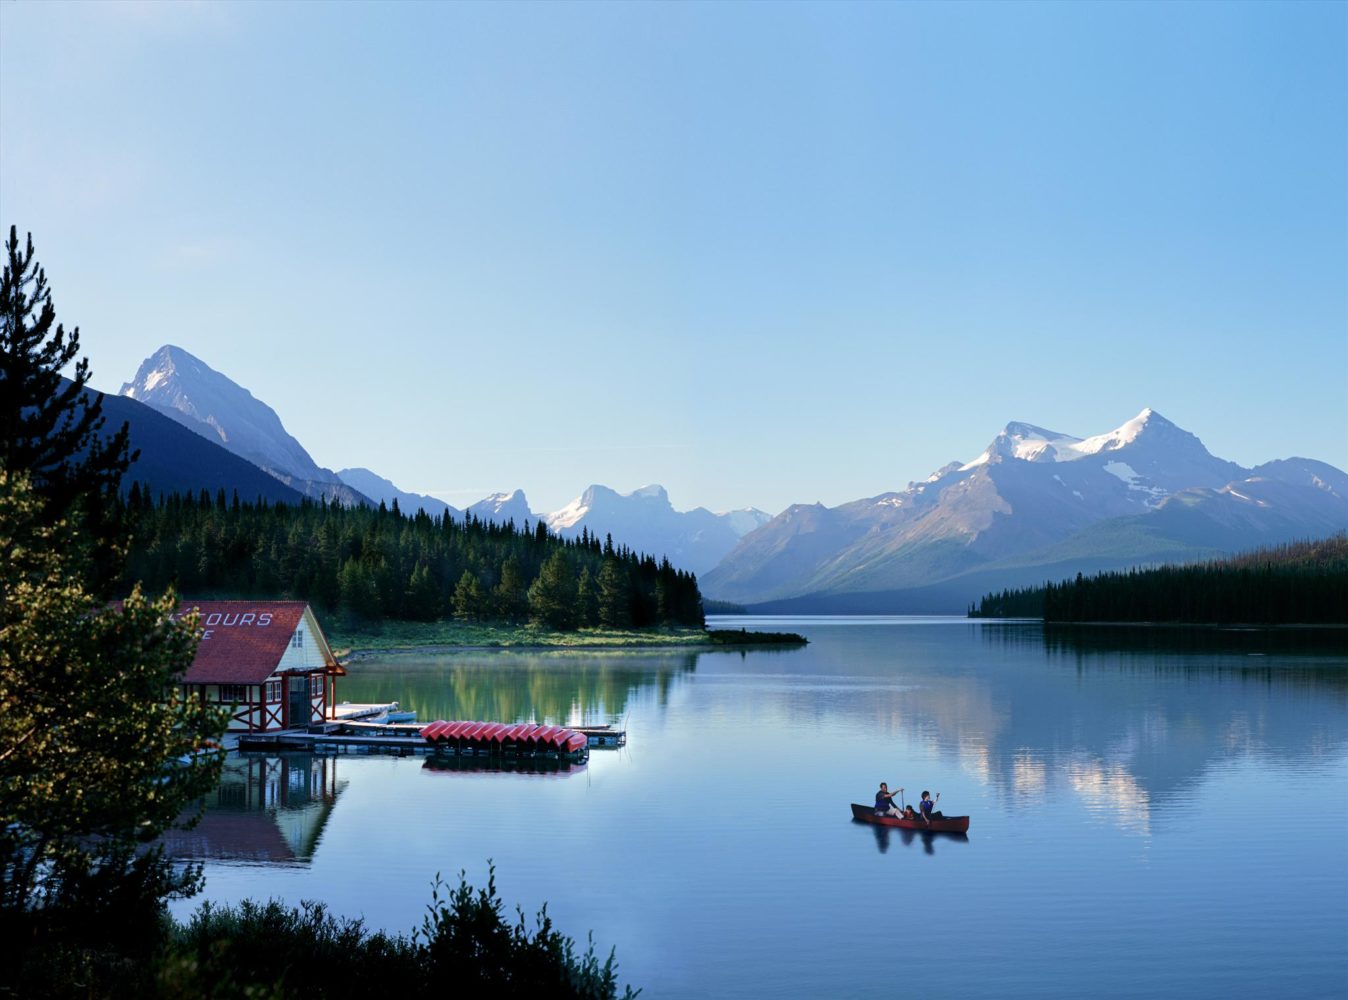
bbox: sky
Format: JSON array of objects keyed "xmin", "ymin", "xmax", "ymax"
[{"xmin": 2, "ymin": 1, "xmax": 1345, "ymax": 517}]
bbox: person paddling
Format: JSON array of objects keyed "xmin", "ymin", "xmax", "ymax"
[
  {"xmin": 874, "ymin": 782, "xmax": 905, "ymax": 818},
  {"xmin": 919, "ymin": 790, "xmax": 942, "ymax": 825}
]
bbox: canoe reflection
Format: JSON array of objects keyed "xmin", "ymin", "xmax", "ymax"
[
  {"xmin": 858, "ymin": 819, "xmax": 970, "ymax": 855},
  {"xmin": 421, "ymin": 755, "xmax": 585, "ymax": 777}
]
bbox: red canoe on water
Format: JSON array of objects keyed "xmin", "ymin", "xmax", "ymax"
[{"xmin": 850, "ymin": 803, "xmax": 970, "ymax": 833}]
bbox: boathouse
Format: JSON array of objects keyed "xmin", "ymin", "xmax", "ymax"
[{"xmin": 172, "ymin": 601, "xmax": 344, "ymax": 733}]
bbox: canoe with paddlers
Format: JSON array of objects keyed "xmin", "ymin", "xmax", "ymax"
[{"xmin": 850, "ymin": 803, "xmax": 970, "ymax": 833}]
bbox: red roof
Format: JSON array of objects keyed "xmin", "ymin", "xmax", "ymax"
[{"xmin": 166, "ymin": 601, "xmax": 325, "ymax": 685}]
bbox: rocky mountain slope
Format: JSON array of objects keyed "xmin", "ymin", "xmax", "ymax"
[{"xmin": 119, "ymin": 345, "xmax": 371, "ymax": 506}]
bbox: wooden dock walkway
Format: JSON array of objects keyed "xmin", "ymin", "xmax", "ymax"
[{"xmin": 237, "ymin": 718, "xmax": 624, "ymax": 756}]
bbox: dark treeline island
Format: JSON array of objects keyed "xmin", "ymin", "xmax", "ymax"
[
  {"xmin": 120, "ymin": 484, "xmax": 705, "ymax": 630},
  {"xmin": 970, "ymin": 535, "xmax": 1348, "ymax": 625}
]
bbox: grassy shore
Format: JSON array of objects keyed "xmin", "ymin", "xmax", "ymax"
[{"xmin": 329, "ymin": 618, "xmax": 805, "ymax": 656}]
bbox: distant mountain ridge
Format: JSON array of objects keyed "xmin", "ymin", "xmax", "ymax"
[
  {"xmin": 541, "ymin": 483, "xmax": 771, "ymax": 575},
  {"xmin": 337, "ymin": 468, "xmax": 458, "ymax": 518},
  {"xmin": 466, "ymin": 490, "xmax": 537, "ymax": 528},
  {"xmin": 119, "ymin": 345, "xmax": 372, "ymax": 507},
  {"xmin": 702, "ymin": 409, "xmax": 1348, "ymax": 611}
]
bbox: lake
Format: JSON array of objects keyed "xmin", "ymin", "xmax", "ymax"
[{"xmin": 168, "ymin": 616, "xmax": 1348, "ymax": 998}]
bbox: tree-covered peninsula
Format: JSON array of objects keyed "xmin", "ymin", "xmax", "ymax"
[
  {"xmin": 969, "ymin": 535, "xmax": 1348, "ymax": 625},
  {"xmin": 120, "ymin": 484, "xmax": 707, "ymax": 632}
]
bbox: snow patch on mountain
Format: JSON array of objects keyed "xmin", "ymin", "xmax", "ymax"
[
  {"xmin": 720, "ymin": 507, "xmax": 773, "ymax": 536},
  {"xmin": 548, "ymin": 495, "xmax": 590, "ymax": 530},
  {"xmin": 1059, "ymin": 408, "xmax": 1157, "ymax": 461}
]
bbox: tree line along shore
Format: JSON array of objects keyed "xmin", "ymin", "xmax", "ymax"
[
  {"xmin": 969, "ymin": 535, "xmax": 1348, "ymax": 625},
  {"xmin": 121, "ymin": 483, "xmax": 705, "ymax": 629},
  {"xmin": 118, "ymin": 485, "xmax": 807, "ymax": 649}
]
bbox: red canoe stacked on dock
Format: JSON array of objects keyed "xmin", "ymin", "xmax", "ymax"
[{"xmin": 419, "ymin": 721, "xmax": 589, "ymax": 758}]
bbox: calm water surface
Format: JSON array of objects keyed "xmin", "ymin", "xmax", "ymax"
[{"xmin": 170, "ymin": 617, "xmax": 1348, "ymax": 998}]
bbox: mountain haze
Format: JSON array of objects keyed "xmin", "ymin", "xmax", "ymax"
[
  {"xmin": 337, "ymin": 468, "xmax": 459, "ymax": 518},
  {"xmin": 542, "ymin": 484, "xmax": 771, "ymax": 575}
]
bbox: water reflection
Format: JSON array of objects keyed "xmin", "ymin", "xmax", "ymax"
[
  {"xmin": 421, "ymin": 755, "xmax": 585, "ymax": 777},
  {"xmin": 165, "ymin": 754, "xmax": 345, "ymax": 866},
  {"xmin": 340, "ymin": 649, "xmax": 700, "ymax": 725},
  {"xmin": 710, "ymin": 618, "xmax": 1348, "ymax": 837},
  {"xmin": 949, "ymin": 623, "xmax": 1348, "ymax": 831},
  {"xmin": 859, "ymin": 821, "xmax": 970, "ymax": 855}
]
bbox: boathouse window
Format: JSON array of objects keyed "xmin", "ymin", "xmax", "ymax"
[
  {"xmin": 219, "ymin": 684, "xmax": 248, "ymax": 703},
  {"xmin": 291, "ymin": 630, "xmax": 303, "ymax": 649},
  {"xmin": 265, "ymin": 680, "xmax": 281, "ymax": 702}
]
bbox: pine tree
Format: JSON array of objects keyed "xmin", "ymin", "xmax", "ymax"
[
  {"xmin": 453, "ymin": 569, "xmax": 486, "ymax": 621},
  {"xmin": 597, "ymin": 558, "xmax": 631, "ymax": 628},
  {"xmin": 528, "ymin": 550, "xmax": 577, "ymax": 630},
  {"xmin": 0, "ymin": 226, "xmax": 135, "ymax": 589},
  {"xmin": 493, "ymin": 556, "xmax": 528, "ymax": 622},
  {"xmin": 576, "ymin": 566, "xmax": 598, "ymax": 628},
  {"xmin": 404, "ymin": 562, "xmax": 440, "ymax": 621}
]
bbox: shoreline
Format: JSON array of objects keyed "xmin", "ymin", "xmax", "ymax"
[
  {"xmin": 334, "ymin": 624, "xmax": 808, "ymax": 660},
  {"xmin": 342, "ymin": 640, "xmax": 721, "ymax": 660}
]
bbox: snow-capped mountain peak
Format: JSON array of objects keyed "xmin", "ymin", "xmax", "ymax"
[
  {"xmin": 119, "ymin": 345, "xmax": 371, "ymax": 507},
  {"xmin": 1064, "ymin": 407, "xmax": 1169, "ymax": 459},
  {"xmin": 961, "ymin": 409, "xmax": 1190, "ymax": 469}
]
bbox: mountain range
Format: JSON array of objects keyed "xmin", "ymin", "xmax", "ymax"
[
  {"xmin": 111, "ymin": 347, "xmax": 1347, "ymax": 602},
  {"xmin": 702, "ymin": 409, "xmax": 1348, "ymax": 611},
  {"xmin": 115, "ymin": 346, "xmax": 766, "ymax": 574}
]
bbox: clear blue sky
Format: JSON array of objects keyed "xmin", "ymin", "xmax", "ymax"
[{"xmin": 3, "ymin": 1, "xmax": 1345, "ymax": 516}]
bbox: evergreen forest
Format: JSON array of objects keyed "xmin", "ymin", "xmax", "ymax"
[
  {"xmin": 969, "ymin": 535, "xmax": 1348, "ymax": 624},
  {"xmin": 119, "ymin": 485, "xmax": 705, "ymax": 630}
]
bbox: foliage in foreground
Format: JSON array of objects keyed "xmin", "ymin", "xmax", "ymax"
[
  {"xmin": 11, "ymin": 868, "xmax": 637, "ymax": 999},
  {"xmin": 2, "ymin": 222, "xmax": 228, "ymax": 988},
  {"xmin": 969, "ymin": 535, "xmax": 1348, "ymax": 624}
]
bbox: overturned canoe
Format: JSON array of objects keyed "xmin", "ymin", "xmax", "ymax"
[{"xmin": 850, "ymin": 803, "xmax": 970, "ymax": 833}]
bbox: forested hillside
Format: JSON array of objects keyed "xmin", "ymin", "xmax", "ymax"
[
  {"xmin": 970, "ymin": 535, "xmax": 1348, "ymax": 624},
  {"xmin": 121, "ymin": 485, "xmax": 704, "ymax": 629}
]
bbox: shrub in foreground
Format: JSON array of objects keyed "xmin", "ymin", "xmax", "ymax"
[{"xmin": 162, "ymin": 866, "xmax": 637, "ymax": 1000}]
